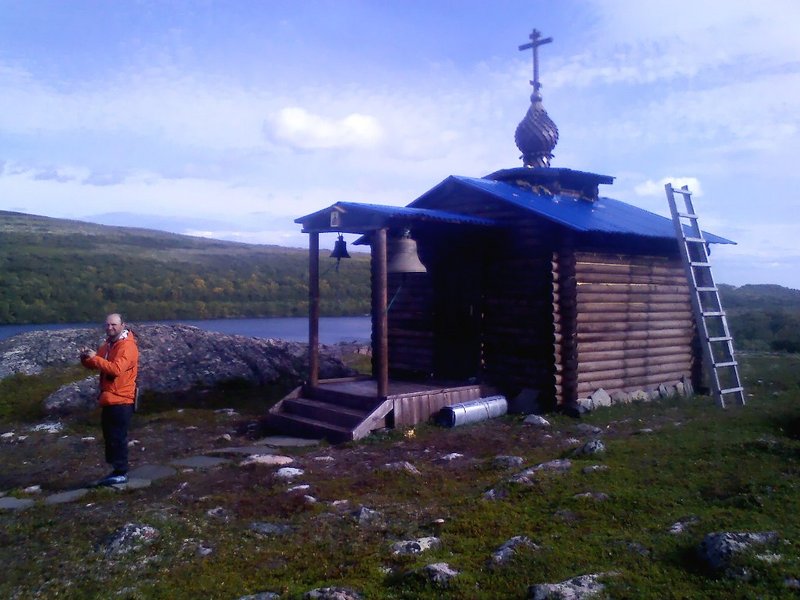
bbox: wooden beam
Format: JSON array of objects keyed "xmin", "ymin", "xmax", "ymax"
[
  {"xmin": 372, "ymin": 228, "xmax": 389, "ymax": 398},
  {"xmin": 308, "ymin": 232, "xmax": 320, "ymax": 386}
]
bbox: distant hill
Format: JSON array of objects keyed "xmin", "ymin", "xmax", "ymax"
[
  {"xmin": 719, "ymin": 284, "xmax": 800, "ymax": 353},
  {"xmin": 0, "ymin": 211, "xmax": 371, "ymax": 324}
]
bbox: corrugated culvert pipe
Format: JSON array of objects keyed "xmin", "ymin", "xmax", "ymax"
[{"xmin": 438, "ymin": 395, "xmax": 508, "ymax": 428}]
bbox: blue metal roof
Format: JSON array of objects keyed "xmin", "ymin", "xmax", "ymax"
[
  {"xmin": 295, "ymin": 200, "xmax": 496, "ymax": 233},
  {"xmin": 412, "ymin": 175, "xmax": 734, "ymax": 245}
]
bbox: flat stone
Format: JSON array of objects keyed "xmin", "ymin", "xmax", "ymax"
[
  {"xmin": 275, "ymin": 467, "xmax": 304, "ymax": 479},
  {"xmin": 391, "ymin": 536, "xmax": 442, "ymax": 556},
  {"xmin": 0, "ymin": 496, "xmax": 36, "ymax": 511},
  {"xmin": 239, "ymin": 454, "xmax": 294, "ymax": 466},
  {"xmin": 384, "ymin": 461, "xmax": 421, "ymax": 475},
  {"xmin": 250, "ymin": 522, "xmax": 294, "ymax": 536},
  {"xmin": 523, "ymin": 414, "xmax": 551, "ymax": 427},
  {"xmin": 582, "ymin": 465, "xmax": 610, "ymax": 474},
  {"xmin": 170, "ymin": 456, "xmax": 229, "ymax": 469},
  {"xmin": 437, "ymin": 452, "xmax": 464, "ymax": 461},
  {"xmin": 117, "ymin": 478, "xmax": 152, "ymax": 490},
  {"xmin": 254, "ymin": 436, "xmax": 321, "ymax": 447},
  {"xmin": 669, "ymin": 516, "xmax": 700, "ymax": 535},
  {"xmin": 128, "ymin": 464, "xmax": 177, "ymax": 481},
  {"xmin": 44, "ymin": 488, "xmax": 89, "ymax": 504},
  {"xmin": 207, "ymin": 446, "xmax": 274, "ymax": 455}
]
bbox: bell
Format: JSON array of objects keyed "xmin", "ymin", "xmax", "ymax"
[
  {"xmin": 387, "ymin": 230, "xmax": 427, "ymax": 273},
  {"xmin": 330, "ymin": 234, "xmax": 350, "ymax": 260}
]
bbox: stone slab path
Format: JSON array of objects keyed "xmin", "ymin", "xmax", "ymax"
[{"xmin": 0, "ymin": 436, "xmax": 319, "ymax": 512}]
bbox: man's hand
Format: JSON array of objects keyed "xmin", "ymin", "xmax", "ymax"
[{"xmin": 80, "ymin": 348, "xmax": 96, "ymax": 360}]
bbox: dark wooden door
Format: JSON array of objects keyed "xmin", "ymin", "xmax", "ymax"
[{"xmin": 433, "ymin": 256, "xmax": 483, "ymax": 380}]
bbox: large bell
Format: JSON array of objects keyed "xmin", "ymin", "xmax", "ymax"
[
  {"xmin": 330, "ymin": 234, "xmax": 350, "ymax": 260},
  {"xmin": 386, "ymin": 230, "xmax": 426, "ymax": 273}
]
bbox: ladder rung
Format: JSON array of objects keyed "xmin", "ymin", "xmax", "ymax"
[
  {"xmin": 708, "ymin": 336, "xmax": 732, "ymax": 342},
  {"xmin": 677, "ymin": 212, "xmax": 697, "ymax": 219},
  {"xmin": 690, "ymin": 261, "xmax": 711, "ymax": 267},
  {"xmin": 696, "ymin": 286, "xmax": 718, "ymax": 292},
  {"xmin": 702, "ymin": 311, "xmax": 725, "ymax": 317},
  {"xmin": 720, "ymin": 387, "xmax": 744, "ymax": 395},
  {"xmin": 714, "ymin": 361, "xmax": 738, "ymax": 368},
  {"xmin": 684, "ymin": 237, "xmax": 706, "ymax": 243}
]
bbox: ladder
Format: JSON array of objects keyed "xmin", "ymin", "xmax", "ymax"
[{"xmin": 665, "ymin": 183, "xmax": 745, "ymax": 408}]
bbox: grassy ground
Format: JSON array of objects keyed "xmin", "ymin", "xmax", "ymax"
[{"xmin": 1, "ymin": 353, "xmax": 799, "ymax": 598}]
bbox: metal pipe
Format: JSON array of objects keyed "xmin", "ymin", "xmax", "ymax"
[{"xmin": 438, "ymin": 396, "xmax": 508, "ymax": 428}]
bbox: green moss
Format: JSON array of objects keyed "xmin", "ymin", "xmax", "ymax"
[
  {"xmin": 0, "ymin": 365, "xmax": 86, "ymax": 424},
  {"xmin": 2, "ymin": 353, "xmax": 800, "ymax": 598}
]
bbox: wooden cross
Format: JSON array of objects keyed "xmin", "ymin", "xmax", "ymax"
[{"xmin": 519, "ymin": 29, "xmax": 553, "ymax": 94}]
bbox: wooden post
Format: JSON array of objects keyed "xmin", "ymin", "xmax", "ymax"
[
  {"xmin": 372, "ymin": 228, "xmax": 389, "ymax": 398},
  {"xmin": 308, "ymin": 232, "xmax": 320, "ymax": 387}
]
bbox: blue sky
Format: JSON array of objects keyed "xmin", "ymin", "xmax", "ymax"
[{"xmin": 1, "ymin": 0, "xmax": 799, "ymax": 288}]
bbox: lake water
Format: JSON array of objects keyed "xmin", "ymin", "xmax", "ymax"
[{"xmin": 0, "ymin": 316, "xmax": 372, "ymax": 345}]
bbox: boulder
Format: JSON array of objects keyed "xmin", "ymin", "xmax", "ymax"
[
  {"xmin": 0, "ymin": 324, "xmax": 357, "ymax": 414},
  {"xmin": 589, "ymin": 388, "xmax": 612, "ymax": 408},
  {"xmin": 420, "ymin": 562, "xmax": 459, "ymax": 588},
  {"xmin": 304, "ymin": 587, "xmax": 362, "ymax": 600},
  {"xmin": 524, "ymin": 415, "xmax": 551, "ymax": 427},
  {"xmin": 574, "ymin": 440, "xmax": 606, "ymax": 457},
  {"xmin": 491, "ymin": 536, "xmax": 538, "ymax": 564},
  {"xmin": 698, "ymin": 531, "xmax": 778, "ymax": 571},
  {"xmin": 97, "ymin": 523, "xmax": 159, "ymax": 557},
  {"xmin": 391, "ymin": 536, "xmax": 442, "ymax": 556},
  {"xmin": 528, "ymin": 573, "xmax": 612, "ymax": 599}
]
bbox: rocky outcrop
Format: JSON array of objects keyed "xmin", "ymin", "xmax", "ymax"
[{"xmin": 0, "ymin": 325, "xmax": 356, "ymax": 414}]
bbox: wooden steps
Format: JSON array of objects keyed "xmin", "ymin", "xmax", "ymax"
[{"xmin": 267, "ymin": 381, "xmax": 393, "ymax": 443}]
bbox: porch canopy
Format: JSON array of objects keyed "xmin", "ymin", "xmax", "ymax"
[{"xmin": 295, "ymin": 202, "xmax": 496, "ymax": 398}]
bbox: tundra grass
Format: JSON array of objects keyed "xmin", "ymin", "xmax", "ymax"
[{"xmin": 1, "ymin": 353, "xmax": 800, "ymax": 598}]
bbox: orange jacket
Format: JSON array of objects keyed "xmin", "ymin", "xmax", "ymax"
[{"xmin": 81, "ymin": 330, "xmax": 139, "ymax": 406}]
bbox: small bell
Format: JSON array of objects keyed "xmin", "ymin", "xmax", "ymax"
[
  {"xmin": 330, "ymin": 234, "xmax": 350, "ymax": 260},
  {"xmin": 387, "ymin": 229, "xmax": 426, "ymax": 273},
  {"xmin": 330, "ymin": 233, "xmax": 350, "ymax": 271}
]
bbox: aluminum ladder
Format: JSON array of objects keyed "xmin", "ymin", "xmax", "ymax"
[{"xmin": 665, "ymin": 183, "xmax": 745, "ymax": 408}]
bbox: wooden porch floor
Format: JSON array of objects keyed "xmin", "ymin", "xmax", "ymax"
[
  {"xmin": 268, "ymin": 376, "xmax": 492, "ymax": 442},
  {"xmin": 313, "ymin": 377, "xmax": 481, "ymax": 399}
]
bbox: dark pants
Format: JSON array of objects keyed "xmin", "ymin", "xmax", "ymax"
[{"xmin": 101, "ymin": 404, "xmax": 134, "ymax": 474}]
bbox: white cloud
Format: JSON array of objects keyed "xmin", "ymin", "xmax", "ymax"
[
  {"xmin": 268, "ymin": 107, "xmax": 383, "ymax": 150},
  {"xmin": 635, "ymin": 177, "xmax": 703, "ymax": 197}
]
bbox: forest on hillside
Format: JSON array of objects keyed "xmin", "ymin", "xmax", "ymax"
[
  {"xmin": 719, "ymin": 284, "xmax": 800, "ymax": 353},
  {"xmin": 2, "ymin": 211, "xmax": 799, "ymax": 353},
  {"xmin": 0, "ymin": 212, "xmax": 371, "ymax": 324}
]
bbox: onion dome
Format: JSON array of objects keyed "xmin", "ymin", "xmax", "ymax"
[
  {"xmin": 515, "ymin": 29, "xmax": 559, "ymax": 168},
  {"xmin": 515, "ymin": 93, "xmax": 559, "ymax": 168}
]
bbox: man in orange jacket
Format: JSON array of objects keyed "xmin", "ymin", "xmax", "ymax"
[{"xmin": 80, "ymin": 313, "xmax": 139, "ymax": 486}]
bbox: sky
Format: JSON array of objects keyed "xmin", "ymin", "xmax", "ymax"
[{"xmin": 1, "ymin": 0, "xmax": 799, "ymax": 288}]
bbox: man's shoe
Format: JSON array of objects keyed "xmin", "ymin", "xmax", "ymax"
[{"xmin": 97, "ymin": 473, "xmax": 128, "ymax": 486}]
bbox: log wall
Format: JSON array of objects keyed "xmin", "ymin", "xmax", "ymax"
[
  {"xmin": 387, "ymin": 272, "xmax": 434, "ymax": 376},
  {"xmin": 559, "ymin": 251, "xmax": 695, "ymax": 400},
  {"xmin": 402, "ymin": 188, "xmax": 558, "ymax": 399}
]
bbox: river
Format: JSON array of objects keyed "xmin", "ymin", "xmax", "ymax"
[{"xmin": 0, "ymin": 316, "xmax": 372, "ymax": 345}]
